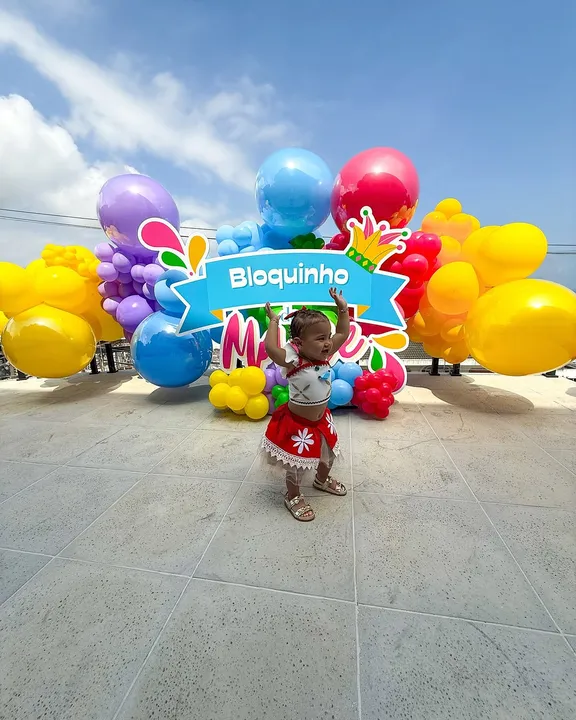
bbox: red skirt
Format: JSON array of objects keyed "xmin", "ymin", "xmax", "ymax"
[{"xmin": 262, "ymin": 404, "xmax": 340, "ymax": 471}]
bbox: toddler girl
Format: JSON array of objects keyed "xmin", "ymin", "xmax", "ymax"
[{"xmin": 261, "ymin": 288, "xmax": 350, "ymax": 521}]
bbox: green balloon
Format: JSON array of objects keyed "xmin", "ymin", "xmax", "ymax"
[
  {"xmin": 271, "ymin": 384, "xmax": 284, "ymax": 399},
  {"xmin": 275, "ymin": 391, "xmax": 289, "ymax": 407}
]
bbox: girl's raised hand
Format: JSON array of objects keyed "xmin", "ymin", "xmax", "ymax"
[
  {"xmin": 265, "ymin": 302, "xmax": 280, "ymax": 322},
  {"xmin": 329, "ymin": 287, "xmax": 348, "ymax": 311}
]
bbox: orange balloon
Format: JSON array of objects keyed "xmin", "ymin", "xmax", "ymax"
[
  {"xmin": 421, "ymin": 211, "xmax": 448, "ymax": 236},
  {"xmin": 423, "ymin": 337, "xmax": 448, "ymax": 358},
  {"xmin": 438, "ymin": 236, "xmax": 461, "ymax": 265},
  {"xmin": 440, "ymin": 318, "xmax": 465, "ymax": 344},
  {"xmin": 427, "ymin": 261, "xmax": 480, "ymax": 315},
  {"xmin": 447, "ymin": 213, "xmax": 481, "ymax": 242},
  {"xmin": 461, "ymin": 226, "xmax": 499, "ymax": 270},
  {"xmin": 442, "ymin": 341, "xmax": 470, "ymax": 364}
]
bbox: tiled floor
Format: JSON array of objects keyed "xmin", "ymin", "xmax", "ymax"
[{"xmin": 0, "ymin": 370, "xmax": 575, "ymax": 719}]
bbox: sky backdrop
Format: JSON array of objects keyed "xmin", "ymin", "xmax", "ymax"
[{"xmin": 0, "ymin": 0, "xmax": 574, "ymax": 286}]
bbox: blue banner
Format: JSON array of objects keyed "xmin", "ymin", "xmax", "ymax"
[{"xmin": 173, "ymin": 250, "xmax": 408, "ymax": 334}]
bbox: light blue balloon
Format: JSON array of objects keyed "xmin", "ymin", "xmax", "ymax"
[
  {"xmin": 216, "ymin": 224, "xmax": 234, "ymax": 244},
  {"xmin": 218, "ymin": 239, "xmax": 239, "ymax": 256},
  {"xmin": 327, "ymin": 399, "xmax": 338, "ymax": 410},
  {"xmin": 154, "ymin": 269, "xmax": 187, "ymax": 317},
  {"xmin": 329, "ymin": 369, "xmax": 336, "ymax": 382},
  {"xmin": 255, "ymin": 148, "xmax": 333, "ymax": 239},
  {"xmin": 240, "ymin": 245, "xmax": 256, "ymax": 253},
  {"xmin": 337, "ymin": 362, "xmax": 363, "ymax": 385},
  {"xmin": 131, "ymin": 311, "xmax": 213, "ymax": 388},
  {"xmin": 232, "ymin": 224, "xmax": 253, "ymax": 248},
  {"xmin": 330, "ymin": 378, "xmax": 354, "ymax": 406}
]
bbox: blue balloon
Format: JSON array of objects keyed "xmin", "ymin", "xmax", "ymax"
[
  {"xmin": 131, "ymin": 311, "xmax": 213, "ymax": 388},
  {"xmin": 329, "ymin": 369, "xmax": 336, "ymax": 382},
  {"xmin": 232, "ymin": 225, "xmax": 253, "ymax": 248},
  {"xmin": 255, "ymin": 148, "xmax": 333, "ymax": 239},
  {"xmin": 330, "ymin": 378, "xmax": 354, "ymax": 407},
  {"xmin": 327, "ymin": 399, "xmax": 339, "ymax": 410},
  {"xmin": 216, "ymin": 224, "xmax": 234, "ymax": 243},
  {"xmin": 155, "ymin": 269, "xmax": 187, "ymax": 316},
  {"xmin": 210, "ymin": 326, "xmax": 223, "ymax": 344},
  {"xmin": 218, "ymin": 239, "xmax": 239, "ymax": 256},
  {"xmin": 240, "ymin": 245, "xmax": 256, "ymax": 253},
  {"xmin": 336, "ymin": 362, "xmax": 363, "ymax": 385}
]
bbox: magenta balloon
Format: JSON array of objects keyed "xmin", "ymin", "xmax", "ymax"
[
  {"xmin": 264, "ymin": 368, "xmax": 276, "ymax": 393},
  {"xmin": 102, "ymin": 297, "xmax": 120, "ymax": 316},
  {"xmin": 112, "ymin": 252, "xmax": 133, "ymax": 273},
  {"xmin": 97, "ymin": 262, "xmax": 118, "ymax": 281},
  {"xmin": 142, "ymin": 263, "xmax": 164, "ymax": 285},
  {"xmin": 116, "ymin": 295, "xmax": 153, "ymax": 332},
  {"xmin": 94, "ymin": 243, "xmax": 115, "ymax": 262},
  {"xmin": 97, "ymin": 174, "xmax": 180, "ymax": 258},
  {"xmin": 131, "ymin": 264, "xmax": 145, "ymax": 283}
]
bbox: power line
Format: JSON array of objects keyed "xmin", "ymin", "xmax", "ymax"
[{"xmin": 0, "ymin": 207, "xmax": 574, "ymax": 250}]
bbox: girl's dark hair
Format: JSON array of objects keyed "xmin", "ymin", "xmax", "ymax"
[{"xmin": 289, "ymin": 309, "xmax": 329, "ymax": 340}]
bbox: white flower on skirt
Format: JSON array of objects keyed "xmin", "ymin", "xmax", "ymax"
[
  {"xmin": 326, "ymin": 412, "xmax": 336, "ymax": 435},
  {"xmin": 291, "ymin": 429, "xmax": 315, "ymax": 455}
]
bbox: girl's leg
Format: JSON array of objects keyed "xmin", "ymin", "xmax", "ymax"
[
  {"xmin": 314, "ymin": 440, "xmax": 346, "ymax": 495},
  {"xmin": 285, "ymin": 467, "xmax": 314, "ymax": 520}
]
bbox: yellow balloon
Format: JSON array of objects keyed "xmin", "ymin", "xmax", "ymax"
[
  {"xmin": 412, "ymin": 311, "xmax": 440, "ymax": 338},
  {"xmin": 474, "ymin": 223, "xmax": 548, "ymax": 287},
  {"xmin": 25, "ymin": 259, "xmax": 47, "ymax": 279},
  {"xmin": 438, "ymin": 236, "xmax": 461, "ymax": 265},
  {"xmin": 440, "ymin": 318, "xmax": 465, "ymax": 344},
  {"xmin": 2, "ymin": 304, "xmax": 96, "ymax": 378},
  {"xmin": 209, "ymin": 383, "xmax": 231, "ymax": 409},
  {"xmin": 442, "ymin": 342, "xmax": 470, "ymax": 364},
  {"xmin": 465, "ymin": 279, "xmax": 576, "ymax": 375},
  {"xmin": 245, "ymin": 393, "xmax": 270, "ymax": 420},
  {"xmin": 228, "ymin": 368, "xmax": 244, "ymax": 386},
  {"xmin": 0, "ymin": 262, "xmax": 41, "ymax": 316},
  {"xmin": 83, "ymin": 304, "xmax": 124, "ymax": 342},
  {"xmin": 232, "ymin": 408, "xmax": 246, "ymax": 415},
  {"xmin": 427, "ymin": 262, "xmax": 479, "ymax": 315},
  {"xmin": 209, "ymin": 369, "xmax": 229, "ymax": 387},
  {"xmin": 435, "ymin": 198, "xmax": 462, "ymax": 219},
  {"xmin": 423, "ymin": 337, "xmax": 448, "ymax": 358},
  {"xmin": 35, "ymin": 266, "xmax": 88, "ymax": 313},
  {"xmin": 460, "ymin": 226, "xmax": 499, "ymax": 269},
  {"xmin": 447, "ymin": 213, "xmax": 480, "ymax": 242},
  {"xmin": 421, "ymin": 211, "xmax": 448, "ymax": 236},
  {"xmin": 0, "ymin": 310, "xmax": 7, "ymax": 334},
  {"xmin": 227, "ymin": 385, "xmax": 249, "ymax": 412},
  {"xmin": 238, "ymin": 366, "xmax": 266, "ymax": 396}
]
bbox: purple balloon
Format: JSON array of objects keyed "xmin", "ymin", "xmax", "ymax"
[
  {"xmin": 116, "ymin": 295, "xmax": 153, "ymax": 332},
  {"xmin": 142, "ymin": 282, "xmax": 155, "ymax": 300},
  {"xmin": 267, "ymin": 395, "xmax": 276, "ymax": 415},
  {"xmin": 264, "ymin": 367, "xmax": 276, "ymax": 393},
  {"xmin": 131, "ymin": 264, "xmax": 145, "ymax": 283},
  {"xmin": 133, "ymin": 281, "xmax": 144, "ymax": 295},
  {"xmin": 118, "ymin": 282, "xmax": 134, "ymax": 298},
  {"xmin": 102, "ymin": 297, "xmax": 120, "ymax": 316},
  {"xmin": 97, "ymin": 262, "xmax": 118, "ymax": 282},
  {"xmin": 94, "ymin": 243, "xmax": 115, "ymax": 262},
  {"xmin": 97, "ymin": 174, "xmax": 180, "ymax": 258},
  {"xmin": 112, "ymin": 252, "xmax": 133, "ymax": 273},
  {"xmin": 98, "ymin": 281, "xmax": 119, "ymax": 298},
  {"xmin": 274, "ymin": 366, "xmax": 288, "ymax": 387},
  {"xmin": 117, "ymin": 271, "xmax": 133, "ymax": 284},
  {"xmin": 142, "ymin": 263, "xmax": 164, "ymax": 285}
]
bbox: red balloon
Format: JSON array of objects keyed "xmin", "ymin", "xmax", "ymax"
[
  {"xmin": 412, "ymin": 233, "xmax": 442, "ymax": 260},
  {"xmin": 331, "ymin": 148, "xmax": 420, "ymax": 232},
  {"xmin": 401, "ymin": 253, "xmax": 429, "ymax": 282},
  {"xmin": 362, "ymin": 401, "xmax": 377, "ymax": 415},
  {"xmin": 354, "ymin": 375, "xmax": 369, "ymax": 391},
  {"xmin": 380, "ymin": 395, "xmax": 394, "ymax": 409},
  {"xmin": 375, "ymin": 404, "xmax": 390, "ymax": 419},
  {"xmin": 366, "ymin": 387, "xmax": 381, "ymax": 404},
  {"xmin": 354, "ymin": 389, "xmax": 367, "ymax": 405}
]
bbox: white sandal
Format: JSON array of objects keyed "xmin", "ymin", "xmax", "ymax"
[
  {"xmin": 284, "ymin": 494, "xmax": 315, "ymax": 522},
  {"xmin": 313, "ymin": 475, "xmax": 347, "ymax": 496}
]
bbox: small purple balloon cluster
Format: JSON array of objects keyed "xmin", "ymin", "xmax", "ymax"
[
  {"xmin": 263, "ymin": 363, "xmax": 289, "ymax": 414},
  {"xmin": 95, "ymin": 243, "xmax": 164, "ymax": 339}
]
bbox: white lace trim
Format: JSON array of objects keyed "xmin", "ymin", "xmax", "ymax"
[{"xmin": 261, "ymin": 436, "xmax": 341, "ymax": 470}]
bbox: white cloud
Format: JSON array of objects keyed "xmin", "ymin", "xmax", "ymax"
[{"xmin": 0, "ymin": 9, "xmax": 298, "ymax": 191}]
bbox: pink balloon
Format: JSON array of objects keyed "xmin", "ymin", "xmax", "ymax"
[{"xmin": 401, "ymin": 253, "xmax": 429, "ymax": 282}]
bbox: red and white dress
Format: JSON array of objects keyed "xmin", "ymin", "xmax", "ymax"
[{"xmin": 262, "ymin": 344, "xmax": 340, "ymax": 471}]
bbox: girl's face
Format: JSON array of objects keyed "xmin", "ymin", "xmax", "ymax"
[{"xmin": 294, "ymin": 319, "xmax": 333, "ymax": 362}]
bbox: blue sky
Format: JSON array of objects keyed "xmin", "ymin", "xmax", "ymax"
[{"xmin": 0, "ymin": 0, "xmax": 574, "ymax": 287}]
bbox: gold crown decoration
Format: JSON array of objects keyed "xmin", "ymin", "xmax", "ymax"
[{"xmin": 345, "ymin": 206, "xmax": 410, "ymax": 273}]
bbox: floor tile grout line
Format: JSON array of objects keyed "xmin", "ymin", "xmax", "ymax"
[
  {"xmin": 0, "ymin": 422, "xmax": 208, "ymax": 612},
  {"xmin": 349, "ymin": 415, "xmax": 362, "ymax": 720},
  {"xmin": 420, "ymin": 411, "xmax": 575, "ymax": 655},
  {"xmin": 0, "ymin": 546, "xmax": 55, "ymax": 559},
  {"xmin": 0, "ymin": 465, "xmax": 64, "ymax": 506},
  {"xmin": 110, "ymin": 480, "xmax": 244, "ymax": 720},
  {"xmin": 57, "ymin": 555, "xmax": 192, "ymax": 580},
  {"xmin": 357, "ymin": 601, "xmax": 570, "ymax": 637}
]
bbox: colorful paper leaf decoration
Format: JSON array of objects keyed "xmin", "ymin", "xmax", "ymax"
[
  {"xmin": 159, "ymin": 250, "xmax": 187, "ymax": 269},
  {"xmin": 369, "ymin": 346, "xmax": 384, "ymax": 372},
  {"xmin": 139, "ymin": 219, "xmax": 184, "ymax": 254},
  {"xmin": 187, "ymin": 235, "xmax": 209, "ymax": 275}
]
